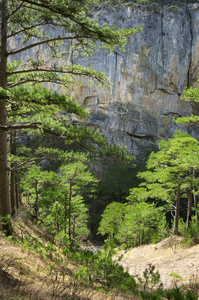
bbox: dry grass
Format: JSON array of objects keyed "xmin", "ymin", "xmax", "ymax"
[
  {"xmin": 115, "ymin": 236, "xmax": 199, "ymax": 290},
  {"xmin": 0, "ymin": 210, "xmax": 138, "ymax": 300},
  {"xmin": 1, "ymin": 206, "xmax": 199, "ymax": 299}
]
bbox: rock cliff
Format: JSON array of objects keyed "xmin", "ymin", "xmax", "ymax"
[
  {"xmin": 8, "ymin": 3, "xmax": 199, "ymax": 160},
  {"xmin": 71, "ymin": 3, "xmax": 199, "ymax": 160}
]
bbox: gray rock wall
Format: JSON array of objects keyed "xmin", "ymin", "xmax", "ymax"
[
  {"xmin": 71, "ymin": 3, "xmax": 199, "ymax": 160},
  {"xmin": 8, "ymin": 3, "xmax": 199, "ymax": 160}
]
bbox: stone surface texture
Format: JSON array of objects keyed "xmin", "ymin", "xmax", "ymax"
[
  {"xmin": 9, "ymin": 3, "xmax": 199, "ymax": 159},
  {"xmin": 71, "ymin": 3, "xmax": 199, "ymax": 159}
]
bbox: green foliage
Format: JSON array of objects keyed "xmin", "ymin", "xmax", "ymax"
[
  {"xmin": 139, "ymin": 286, "xmax": 196, "ymax": 300},
  {"xmin": 169, "ymin": 272, "xmax": 183, "ymax": 281},
  {"xmin": 74, "ymin": 266, "xmax": 91, "ymax": 285},
  {"xmin": 0, "ymin": 0, "xmax": 143, "ymax": 235},
  {"xmin": 99, "ymin": 144, "xmax": 135, "ymax": 164},
  {"xmin": 139, "ymin": 288, "xmax": 164, "ymax": 300},
  {"xmin": 7, "ymin": 84, "xmax": 108, "ymax": 149},
  {"xmin": 8, "ymin": 84, "xmax": 89, "ymax": 118},
  {"xmin": 0, "ymin": 215, "xmax": 12, "ymax": 233},
  {"xmin": 138, "ymin": 264, "xmax": 162, "ymax": 290},
  {"xmin": 175, "ymin": 85, "xmax": 199, "ymax": 125},
  {"xmin": 128, "ymin": 130, "xmax": 199, "ymax": 234},
  {"xmin": 20, "ymin": 158, "xmax": 99, "ymax": 246},
  {"xmin": 98, "ymin": 201, "xmax": 168, "ymax": 246},
  {"xmin": 122, "ymin": 202, "xmax": 167, "ymax": 246},
  {"xmin": 67, "ymin": 240, "xmax": 137, "ymax": 293},
  {"xmin": 184, "ymin": 291, "xmax": 198, "ymax": 300},
  {"xmin": 138, "ymin": 265, "xmax": 198, "ymax": 299},
  {"xmin": 178, "ymin": 216, "xmax": 199, "ymax": 244},
  {"xmin": 98, "ymin": 202, "xmax": 127, "ymax": 238},
  {"xmin": 176, "ymin": 115, "xmax": 199, "ymax": 125},
  {"xmin": 166, "ymin": 5, "xmax": 180, "ymax": 9},
  {"xmin": 18, "ymin": 234, "xmax": 57, "ymax": 260},
  {"xmin": 163, "ymin": 286, "xmax": 185, "ymax": 300}
]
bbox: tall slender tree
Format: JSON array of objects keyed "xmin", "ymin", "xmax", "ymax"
[
  {"xmin": 59, "ymin": 161, "xmax": 98, "ymax": 244},
  {"xmin": 129, "ymin": 131, "xmax": 199, "ymax": 235},
  {"xmin": 0, "ymin": 0, "xmax": 141, "ymax": 234}
]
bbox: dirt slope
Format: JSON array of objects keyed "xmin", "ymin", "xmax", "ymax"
[
  {"xmin": 0, "ymin": 211, "xmax": 199, "ymax": 299},
  {"xmin": 0, "ymin": 213, "xmax": 136, "ymax": 300},
  {"xmin": 116, "ymin": 236, "xmax": 199, "ymax": 289}
]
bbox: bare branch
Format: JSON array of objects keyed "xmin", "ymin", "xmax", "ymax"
[
  {"xmin": 7, "ymin": 67, "xmax": 86, "ymax": 76},
  {"xmin": 7, "ymin": 21, "xmax": 47, "ymax": 38},
  {"xmin": 8, "ymin": 79, "xmax": 66, "ymax": 88},
  {"xmin": 7, "ymin": 35, "xmax": 93, "ymax": 57},
  {"xmin": 11, "ymin": 157, "xmax": 44, "ymax": 171}
]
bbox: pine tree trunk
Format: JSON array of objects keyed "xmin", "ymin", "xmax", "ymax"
[
  {"xmin": 173, "ymin": 183, "xmax": 180, "ymax": 235},
  {"xmin": 186, "ymin": 168, "xmax": 193, "ymax": 230},
  {"xmin": 34, "ymin": 180, "xmax": 39, "ymax": 220},
  {"xmin": 68, "ymin": 181, "xmax": 72, "ymax": 244},
  {"xmin": 0, "ymin": 0, "xmax": 12, "ymax": 235},
  {"xmin": 186, "ymin": 188, "xmax": 192, "ymax": 230},
  {"xmin": 10, "ymin": 132, "xmax": 17, "ymax": 216},
  {"xmin": 193, "ymin": 169, "xmax": 198, "ymax": 224},
  {"xmin": 64, "ymin": 202, "xmax": 67, "ymax": 234},
  {"xmin": 15, "ymin": 171, "xmax": 20, "ymax": 209},
  {"xmin": 10, "ymin": 171, "xmax": 16, "ymax": 216},
  {"xmin": 72, "ymin": 216, "xmax": 76, "ymax": 240}
]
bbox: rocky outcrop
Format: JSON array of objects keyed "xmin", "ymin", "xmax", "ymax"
[
  {"xmin": 8, "ymin": 3, "xmax": 199, "ymax": 160},
  {"xmin": 71, "ymin": 3, "xmax": 199, "ymax": 160}
]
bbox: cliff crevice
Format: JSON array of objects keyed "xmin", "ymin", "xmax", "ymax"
[
  {"xmin": 9, "ymin": 3, "xmax": 199, "ymax": 160},
  {"xmin": 77, "ymin": 4, "xmax": 199, "ymax": 159}
]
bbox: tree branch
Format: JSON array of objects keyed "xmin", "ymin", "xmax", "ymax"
[
  {"xmin": 7, "ymin": 35, "xmax": 94, "ymax": 57},
  {"xmin": 7, "ymin": 67, "xmax": 90, "ymax": 76},
  {"xmin": 11, "ymin": 157, "xmax": 44, "ymax": 171},
  {"xmin": 7, "ymin": 79, "xmax": 66, "ymax": 88},
  {"xmin": 23, "ymin": 0, "xmax": 86, "ymax": 19},
  {"xmin": 19, "ymin": 0, "xmax": 116, "ymax": 44},
  {"xmin": 7, "ymin": 21, "xmax": 47, "ymax": 38},
  {"xmin": 0, "ymin": 122, "xmax": 41, "ymax": 131},
  {"xmin": 7, "ymin": 1, "xmax": 24, "ymax": 20}
]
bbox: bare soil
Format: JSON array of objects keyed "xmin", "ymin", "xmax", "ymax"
[
  {"xmin": 0, "ymin": 212, "xmax": 136, "ymax": 300},
  {"xmin": 115, "ymin": 236, "xmax": 199, "ymax": 289},
  {"xmin": 1, "ymin": 210, "xmax": 199, "ymax": 299}
]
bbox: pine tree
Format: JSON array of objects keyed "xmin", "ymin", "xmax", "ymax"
[
  {"xmin": 59, "ymin": 161, "xmax": 98, "ymax": 245},
  {"xmin": 21, "ymin": 164, "xmax": 58, "ymax": 220},
  {"xmin": 98, "ymin": 202, "xmax": 127, "ymax": 239},
  {"xmin": 128, "ymin": 131, "xmax": 199, "ymax": 235},
  {"xmin": 0, "ymin": 0, "xmax": 142, "ymax": 235},
  {"xmin": 98, "ymin": 200, "xmax": 165, "ymax": 246},
  {"xmin": 175, "ymin": 85, "xmax": 199, "ymax": 125}
]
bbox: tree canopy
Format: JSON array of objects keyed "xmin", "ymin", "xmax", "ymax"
[
  {"xmin": 175, "ymin": 85, "xmax": 199, "ymax": 125},
  {"xmin": 0, "ymin": 0, "xmax": 141, "ymax": 235},
  {"xmin": 128, "ymin": 131, "xmax": 199, "ymax": 235}
]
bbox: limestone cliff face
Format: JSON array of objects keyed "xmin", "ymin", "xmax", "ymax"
[
  {"xmin": 71, "ymin": 4, "xmax": 199, "ymax": 159},
  {"xmin": 8, "ymin": 3, "xmax": 199, "ymax": 160}
]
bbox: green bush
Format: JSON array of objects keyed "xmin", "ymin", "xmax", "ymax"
[
  {"xmin": 67, "ymin": 240, "xmax": 137, "ymax": 293},
  {"xmin": 178, "ymin": 217, "xmax": 199, "ymax": 245}
]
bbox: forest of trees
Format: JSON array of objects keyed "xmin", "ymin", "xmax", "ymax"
[
  {"xmin": 1, "ymin": 0, "xmax": 199, "ymax": 246},
  {"xmin": 0, "ymin": 0, "xmax": 140, "ymax": 236},
  {"xmin": 1, "ymin": 1, "xmax": 199, "ymax": 298}
]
